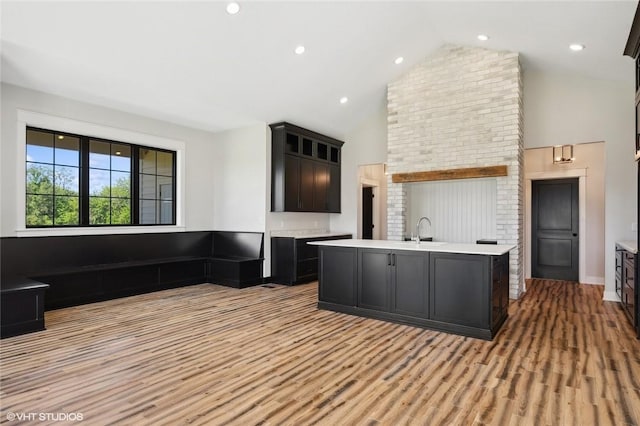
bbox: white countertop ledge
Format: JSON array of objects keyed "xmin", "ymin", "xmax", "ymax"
[
  {"xmin": 616, "ymin": 240, "xmax": 638, "ymax": 254},
  {"xmin": 270, "ymin": 231, "xmax": 352, "ymax": 239},
  {"xmin": 308, "ymin": 239, "xmax": 515, "ymax": 256}
]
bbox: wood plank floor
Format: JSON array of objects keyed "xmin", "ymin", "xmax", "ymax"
[{"xmin": 1, "ymin": 279, "xmax": 639, "ymax": 425}]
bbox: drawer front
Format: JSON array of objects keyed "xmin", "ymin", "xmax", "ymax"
[
  {"xmin": 625, "ymin": 261, "xmax": 635, "ymax": 283},
  {"xmin": 616, "ymin": 248, "xmax": 624, "ymax": 274},
  {"xmin": 623, "ymin": 284, "xmax": 636, "ymax": 325}
]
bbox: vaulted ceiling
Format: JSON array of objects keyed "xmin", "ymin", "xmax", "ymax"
[{"xmin": 1, "ymin": 1, "xmax": 636, "ymax": 138}]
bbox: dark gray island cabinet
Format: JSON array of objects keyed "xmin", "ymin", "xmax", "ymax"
[{"xmin": 312, "ymin": 240, "xmax": 512, "ymax": 340}]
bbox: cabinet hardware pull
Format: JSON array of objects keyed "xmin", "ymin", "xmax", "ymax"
[{"xmin": 387, "ymin": 254, "xmax": 391, "ymax": 266}]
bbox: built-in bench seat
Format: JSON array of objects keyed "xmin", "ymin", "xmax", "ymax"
[
  {"xmin": 1, "ymin": 277, "xmax": 49, "ymax": 338},
  {"xmin": 0, "ymin": 231, "xmax": 265, "ymax": 333},
  {"xmin": 211, "ymin": 231, "xmax": 264, "ymax": 288}
]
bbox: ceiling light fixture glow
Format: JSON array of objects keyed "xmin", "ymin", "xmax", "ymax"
[
  {"xmin": 569, "ymin": 43, "xmax": 585, "ymax": 51},
  {"xmin": 57, "ymin": 135, "xmax": 64, "ymax": 140},
  {"xmin": 339, "ymin": 97, "xmax": 348, "ymax": 104},
  {"xmin": 394, "ymin": 57, "xmax": 404, "ymax": 65},
  {"xmin": 477, "ymin": 34, "xmax": 489, "ymax": 41},
  {"xmin": 226, "ymin": 2, "xmax": 240, "ymax": 15},
  {"xmin": 295, "ymin": 45, "xmax": 305, "ymax": 55}
]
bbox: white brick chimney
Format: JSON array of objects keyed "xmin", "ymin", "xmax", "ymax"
[{"xmin": 386, "ymin": 44, "xmax": 524, "ymax": 298}]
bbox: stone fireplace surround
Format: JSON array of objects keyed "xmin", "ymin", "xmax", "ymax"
[{"xmin": 386, "ymin": 44, "xmax": 524, "ymax": 298}]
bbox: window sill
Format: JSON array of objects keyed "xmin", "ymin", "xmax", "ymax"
[{"xmin": 16, "ymin": 225, "xmax": 186, "ymax": 238}]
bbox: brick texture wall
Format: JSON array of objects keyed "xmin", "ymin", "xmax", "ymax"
[{"xmin": 387, "ymin": 44, "xmax": 524, "ymax": 298}]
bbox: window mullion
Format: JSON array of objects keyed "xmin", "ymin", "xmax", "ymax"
[
  {"xmin": 80, "ymin": 137, "xmax": 90, "ymax": 225},
  {"xmin": 132, "ymin": 146, "xmax": 139, "ymax": 225}
]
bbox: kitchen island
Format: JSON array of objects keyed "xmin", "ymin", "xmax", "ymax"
[{"xmin": 308, "ymin": 239, "xmax": 514, "ymax": 340}]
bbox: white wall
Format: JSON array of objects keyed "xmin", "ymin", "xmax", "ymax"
[
  {"xmin": 523, "ymin": 70, "xmax": 635, "ymax": 300},
  {"xmin": 212, "ymin": 124, "xmax": 268, "ymax": 232},
  {"xmin": 1, "ymin": 83, "xmax": 217, "ymax": 236},
  {"xmin": 331, "ymin": 102, "xmax": 388, "ymax": 235}
]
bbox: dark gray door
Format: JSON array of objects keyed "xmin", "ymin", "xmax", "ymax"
[
  {"xmin": 358, "ymin": 248, "xmax": 390, "ymax": 311},
  {"xmin": 362, "ymin": 187, "xmax": 373, "ymax": 239},
  {"xmin": 391, "ymin": 251, "xmax": 428, "ymax": 318},
  {"xmin": 532, "ymin": 178, "xmax": 579, "ymax": 281}
]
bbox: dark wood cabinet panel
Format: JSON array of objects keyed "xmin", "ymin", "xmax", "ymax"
[
  {"xmin": 618, "ymin": 245, "xmax": 638, "ymax": 329},
  {"xmin": 318, "ymin": 246, "xmax": 357, "ymax": 306},
  {"xmin": 328, "ymin": 164, "xmax": 341, "ymax": 213},
  {"xmin": 358, "ymin": 248, "xmax": 391, "ymax": 311},
  {"xmin": 430, "ymin": 253, "xmax": 490, "ymax": 328},
  {"xmin": 299, "ymin": 158, "xmax": 315, "ymax": 210},
  {"xmin": 391, "ymin": 251, "xmax": 429, "ymax": 318},
  {"xmin": 491, "ymin": 255, "xmax": 509, "ymax": 329},
  {"xmin": 317, "ymin": 245, "xmax": 510, "ymax": 340},
  {"xmin": 314, "ymin": 162, "xmax": 329, "ymax": 212},
  {"xmin": 270, "ymin": 122, "xmax": 343, "ymax": 213},
  {"xmin": 358, "ymin": 248, "xmax": 428, "ymax": 316},
  {"xmin": 284, "ymin": 155, "xmax": 301, "ymax": 211},
  {"xmin": 271, "ymin": 234, "xmax": 351, "ymax": 285}
]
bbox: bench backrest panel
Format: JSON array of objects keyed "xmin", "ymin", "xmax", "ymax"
[{"xmin": 212, "ymin": 231, "xmax": 264, "ymax": 259}]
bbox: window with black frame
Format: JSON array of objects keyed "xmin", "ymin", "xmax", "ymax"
[{"xmin": 25, "ymin": 127, "xmax": 176, "ymax": 227}]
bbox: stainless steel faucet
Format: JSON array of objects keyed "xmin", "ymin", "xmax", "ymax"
[{"xmin": 415, "ymin": 216, "xmax": 432, "ymax": 243}]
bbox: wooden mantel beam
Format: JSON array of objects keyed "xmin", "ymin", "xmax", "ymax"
[{"xmin": 391, "ymin": 165, "xmax": 508, "ymax": 184}]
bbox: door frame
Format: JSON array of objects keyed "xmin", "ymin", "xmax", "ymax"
[
  {"xmin": 358, "ymin": 178, "xmax": 379, "ymax": 240},
  {"xmin": 525, "ymin": 169, "xmax": 587, "ymax": 284}
]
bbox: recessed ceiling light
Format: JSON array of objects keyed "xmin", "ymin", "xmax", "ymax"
[
  {"xmin": 569, "ymin": 43, "xmax": 585, "ymax": 51},
  {"xmin": 295, "ymin": 45, "xmax": 305, "ymax": 55},
  {"xmin": 226, "ymin": 2, "xmax": 240, "ymax": 15},
  {"xmin": 477, "ymin": 34, "xmax": 489, "ymax": 41},
  {"xmin": 394, "ymin": 57, "xmax": 404, "ymax": 65},
  {"xmin": 339, "ymin": 97, "xmax": 348, "ymax": 104}
]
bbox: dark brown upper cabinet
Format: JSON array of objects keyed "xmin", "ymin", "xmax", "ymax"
[{"xmin": 270, "ymin": 122, "xmax": 343, "ymax": 213}]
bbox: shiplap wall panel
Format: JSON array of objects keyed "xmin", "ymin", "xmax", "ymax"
[{"xmin": 407, "ymin": 178, "xmax": 497, "ymax": 243}]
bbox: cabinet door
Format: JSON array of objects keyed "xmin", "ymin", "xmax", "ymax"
[
  {"xmin": 284, "ymin": 155, "xmax": 300, "ymax": 211},
  {"xmin": 319, "ymin": 246, "xmax": 357, "ymax": 306},
  {"xmin": 391, "ymin": 251, "xmax": 428, "ymax": 318},
  {"xmin": 328, "ymin": 164, "xmax": 341, "ymax": 213},
  {"xmin": 358, "ymin": 249, "xmax": 390, "ymax": 311},
  {"xmin": 491, "ymin": 255, "xmax": 509, "ymax": 327},
  {"xmin": 314, "ymin": 162, "xmax": 329, "ymax": 212},
  {"xmin": 616, "ymin": 246, "xmax": 624, "ymax": 299},
  {"xmin": 430, "ymin": 253, "xmax": 490, "ymax": 328},
  {"xmin": 299, "ymin": 159, "xmax": 315, "ymax": 211}
]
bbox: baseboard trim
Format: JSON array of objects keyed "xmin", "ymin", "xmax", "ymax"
[
  {"xmin": 583, "ymin": 275, "xmax": 605, "ymax": 285},
  {"xmin": 603, "ymin": 290, "xmax": 620, "ymax": 302}
]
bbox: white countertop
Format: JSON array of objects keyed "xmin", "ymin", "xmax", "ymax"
[
  {"xmin": 616, "ymin": 240, "xmax": 638, "ymax": 254},
  {"xmin": 270, "ymin": 230, "xmax": 352, "ymax": 239},
  {"xmin": 308, "ymin": 239, "xmax": 514, "ymax": 256}
]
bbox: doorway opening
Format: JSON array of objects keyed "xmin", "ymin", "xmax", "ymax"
[
  {"xmin": 362, "ymin": 186, "xmax": 374, "ymax": 239},
  {"xmin": 357, "ymin": 164, "xmax": 387, "ymax": 240}
]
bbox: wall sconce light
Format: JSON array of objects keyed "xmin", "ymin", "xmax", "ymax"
[
  {"xmin": 383, "ymin": 163, "xmax": 389, "ymax": 175},
  {"xmin": 553, "ymin": 145, "xmax": 574, "ymax": 164}
]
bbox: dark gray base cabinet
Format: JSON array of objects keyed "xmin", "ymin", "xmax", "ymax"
[
  {"xmin": 357, "ymin": 249, "xmax": 429, "ymax": 317},
  {"xmin": 615, "ymin": 244, "xmax": 639, "ymax": 338},
  {"xmin": 271, "ymin": 234, "xmax": 351, "ymax": 285},
  {"xmin": 318, "ymin": 246, "xmax": 357, "ymax": 306},
  {"xmin": 430, "ymin": 252, "xmax": 508, "ymax": 331},
  {"xmin": 318, "ymin": 247, "xmax": 509, "ymax": 340}
]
